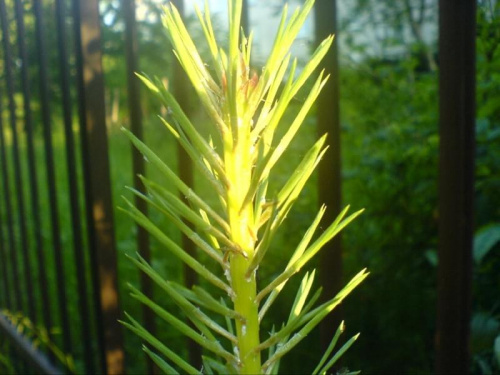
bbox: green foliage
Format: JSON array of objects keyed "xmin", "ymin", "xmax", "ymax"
[
  {"xmin": 0, "ymin": 339, "xmax": 15, "ymax": 374},
  {"xmin": 339, "ymin": 1, "xmax": 500, "ymax": 373},
  {"xmin": 471, "ymin": 222, "xmax": 500, "ymax": 374},
  {"xmin": 122, "ymin": 0, "xmax": 365, "ymax": 373},
  {"xmin": 471, "ymin": 312, "xmax": 500, "ymax": 374},
  {"xmin": 474, "ymin": 224, "xmax": 500, "ymax": 264},
  {"xmin": 1, "ymin": 310, "xmax": 75, "ymax": 372},
  {"xmin": 1, "ymin": 0, "xmax": 497, "ymax": 373},
  {"xmin": 341, "ymin": 47, "xmax": 438, "ymax": 375},
  {"xmin": 472, "ymin": 14, "xmax": 500, "ymax": 369}
]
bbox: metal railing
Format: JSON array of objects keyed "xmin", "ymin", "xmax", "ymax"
[
  {"xmin": 0, "ymin": 0, "xmax": 476, "ymax": 374},
  {"xmin": 0, "ymin": 0, "xmax": 126, "ymax": 373}
]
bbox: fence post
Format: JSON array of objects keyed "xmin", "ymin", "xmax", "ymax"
[
  {"xmin": 0, "ymin": 81, "xmax": 14, "ymax": 312},
  {"xmin": 436, "ymin": 0, "xmax": 476, "ymax": 373},
  {"xmin": 314, "ymin": 0, "xmax": 343, "ymax": 353},
  {"xmin": 122, "ymin": 0, "xmax": 155, "ymax": 372},
  {"xmin": 33, "ymin": 0, "xmax": 74, "ymax": 363},
  {"xmin": 0, "ymin": 0, "xmax": 33, "ymax": 320},
  {"xmin": 75, "ymin": 0, "xmax": 125, "ymax": 373},
  {"xmin": 54, "ymin": 0, "xmax": 95, "ymax": 371},
  {"xmin": 14, "ymin": 0, "xmax": 52, "ymax": 338}
]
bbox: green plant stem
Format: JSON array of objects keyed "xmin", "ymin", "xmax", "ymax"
[
  {"xmin": 123, "ymin": 2, "xmax": 366, "ymax": 373},
  {"xmin": 231, "ymin": 256, "xmax": 260, "ymax": 373},
  {"xmin": 225, "ymin": 129, "xmax": 261, "ymax": 373}
]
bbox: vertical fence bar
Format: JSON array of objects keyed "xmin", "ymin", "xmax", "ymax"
[
  {"xmin": 122, "ymin": 0, "xmax": 155, "ymax": 373},
  {"xmin": 435, "ymin": 0, "xmax": 476, "ymax": 373},
  {"xmin": 0, "ymin": 213, "xmax": 10, "ymax": 308},
  {"xmin": 76, "ymin": 0, "xmax": 125, "ymax": 373},
  {"xmin": 54, "ymin": 0, "xmax": 95, "ymax": 372},
  {"xmin": 33, "ymin": 0, "xmax": 74, "ymax": 365},
  {"xmin": 0, "ymin": 93, "xmax": 18, "ymax": 313},
  {"xmin": 0, "ymin": 0, "xmax": 34, "ymax": 320},
  {"xmin": 71, "ymin": 0, "xmax": 106, "ymax": 371},
  {"xmin": 314, "ymin": 0, "xmax": 343, "ymax": 353},
  {"xmin": 0, "ymin": 100, "xmax": 13, "ymax": 311},
  {"xmin": 14, "ymin": 0, "xmax": 50, "ymax": 332},
  {"xmin": 0, "ymin": 67, "xmax": 11, "ymax": 308},
  {"xmin": 15, "ymin": 0, "xmax": 54, "ymax": 349}
]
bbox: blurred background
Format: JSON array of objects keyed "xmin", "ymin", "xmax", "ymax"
[{"xmin": 0, "ymin": 0, "xmax": 498, "ymax": 374}]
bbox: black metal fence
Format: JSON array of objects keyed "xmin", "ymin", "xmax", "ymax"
[
  {"xmin": 1, "ymin": 0, "xmax": 124, "ymax": 373},
  {"xmin": 0, "ymin": 0, "xmax": 475, "ymax": 374}
]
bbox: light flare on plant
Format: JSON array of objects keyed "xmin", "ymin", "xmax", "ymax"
[{"xmin": 121, "ymin": 0, "xmax": 367, "ymax": 373}]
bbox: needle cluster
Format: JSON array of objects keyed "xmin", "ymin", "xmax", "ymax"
[{"xmin": 121, "ymin": 0, "xmax": 367, "ymax": 373}]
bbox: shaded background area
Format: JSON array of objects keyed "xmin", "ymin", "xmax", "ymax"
[{"xmin": 0, "ymin": 0, "xmax": 498, "ymax": 374}]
